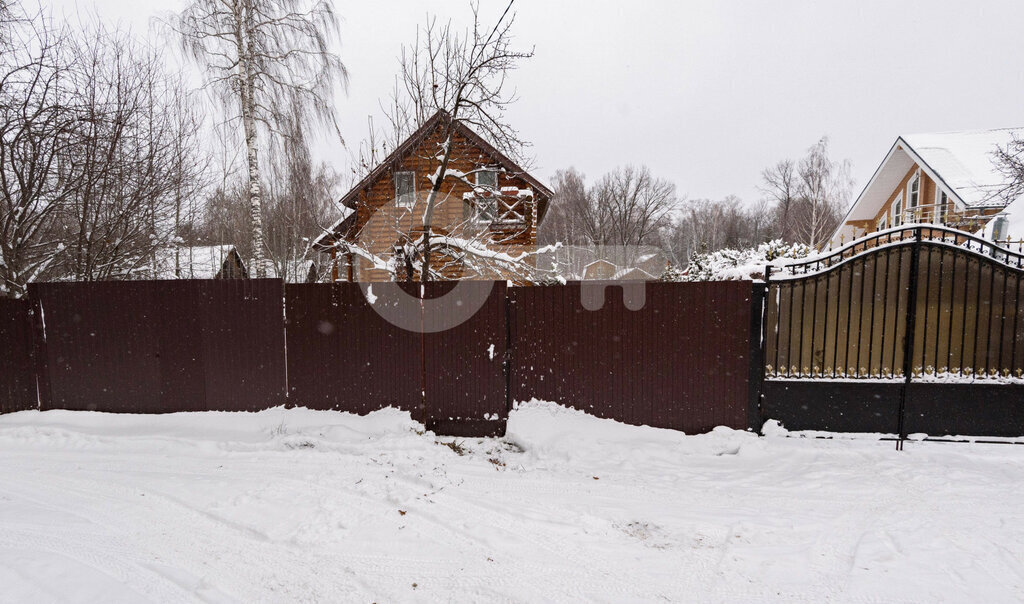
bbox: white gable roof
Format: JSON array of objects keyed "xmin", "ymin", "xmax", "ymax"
[
  {"xmin": 833, "ymin": 127, "xmax": 1024, "ymax": 244},
  {"xmin": 902, "ymin": 128, "xmax": 1023, "ymax": 209}
]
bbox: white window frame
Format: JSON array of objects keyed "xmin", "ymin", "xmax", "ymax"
[
  {"xmin": 935, "ymin": 189, "xmax": 949, "ymax": 225},
  {"xmin": 471, "ymin": 169, "xmax": 499, "ymax": 224},
  {"xmin": 892, "ymin": 192, "xmax": 903, "ymax": 227},
  {"xmin": 475, "ymin": 168, "xmax": 498, "ymax": 192},
  {"xmin": 908, "ymin": 172, "xmax": 920, "ymax": 210},
  {"xmin": 394, "ymin": 171, "xmax": 415, "ymax": 209}
]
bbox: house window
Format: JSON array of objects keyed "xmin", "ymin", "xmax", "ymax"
[
  {"xmin": 908, "ymin": 174, "xmax": 920, "ymax": 223},
  {"xmin": 476, "ymin": 169, "xmax": 498, "ymax": 191},
  {"xmin": 892, "ymin": 193, "xmax": 903, "ymax": 227},
  {"xmin": 394, "ymin": 171, "xmax": 415, "ymax": 208},
  {"xmin": 469, "ymin": 169, "xmax": 499, "ymax": 223},
  {"xmin": 936, "ymin": 190, "xmax": 949, "ymax": 224},
  {"xmin": 879, "ymin": 213, "xmax": 888, "ymax": 231}
]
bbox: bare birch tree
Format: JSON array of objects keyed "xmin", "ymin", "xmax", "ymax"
[
  {"xmin": 538, "ymin": 168, "xmax": 590, "ymax": 246},
  {"xmin": 171, "ymin": 0, "xmax": 347, "ymax": 276},
  {"xmin": 996, "ymin": 136, "xmax": 1024, "ymax": 204},
  {"xmin": 1, "ymin": 11, "xmax": 208, "ymax": 294},
  {"xmin": 793, "ymin": 137, "xmax": 851, "ymax": 248},
  {"xmin": 263, "ymin": 108, "xmax": 340, "ymax": 281},
  {"xmin": 759, "ymin": 136, "xmax": 851, "ymax": 248},
  {"xmin": 540, "ymin": 166, "xmax": 675, "ymax": 249}
]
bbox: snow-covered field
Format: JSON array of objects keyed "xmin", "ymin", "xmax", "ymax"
[{"xmin": 1, "ymin": 401, "xmax": 1023, "ymax": 603}]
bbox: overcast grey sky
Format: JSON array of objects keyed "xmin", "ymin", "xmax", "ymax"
[{"xmin": 47, "ymin": 0, "xmax": 1024, "ymax": 205}]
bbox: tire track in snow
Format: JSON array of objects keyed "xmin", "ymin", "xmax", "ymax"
[{"xmin": 0, "ymin": 465, "xmax": 374, "ymax": 602}]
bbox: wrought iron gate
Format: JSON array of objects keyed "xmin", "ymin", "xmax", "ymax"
[{"xmin": 760, "ymin": 226, "xmax": 1024, "ymax": 438}]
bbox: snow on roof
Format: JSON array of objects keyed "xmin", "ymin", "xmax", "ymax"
[
  {"xmin": 902, "ymin": 127, "xmax": 1024, "ymax": 209},
  {"xmin": 154, "ymin": 245, "xmax": 239, "ymax": 279},
  {"xmin": 612, "ymin": 267, "xmax": 655, "ymax": 281},
  {"xmin": 833, "ymin": 127, "xmax": 1024, "ymax": 245},
  {"xmin": 980, "ymin": 196, "xmax": 1024, "ymax": 243},
  {"xmin": 278, "ymin": 258, "xmax": 318, "ymax": 283}
]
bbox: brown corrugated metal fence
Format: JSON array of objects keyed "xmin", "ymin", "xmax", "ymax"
[
  {"xmin": 423, "ymin": 281, "xmax": 508, "ymax": 436},
  {"xmin": 284, "ymin": 282, "xmax": 508, "ymax": 436},
  {"xmin": 284, "ymin": 283, "xmax": 422, "ymax": 415},
  {"xmin": 0, "ymin": 297, "xmax": 35, "ymax": 413},
  {"xmin": 4, "ymin": 279, "xmax": 756, "ymax": 436},
  {"xmin": 29, "ymin": 280, "xmax": 286, "ymax": 413},
  {"xmin": 509, "ymin": 281, "xmax": 752, "ymax": 432}
]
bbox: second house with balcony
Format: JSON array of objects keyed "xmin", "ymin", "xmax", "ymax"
[{"xmin": 832, "ymin": 127, "xmax": 1024, "ymax": 245}]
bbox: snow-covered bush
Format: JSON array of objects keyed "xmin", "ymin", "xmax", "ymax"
[
  {"xmin": 665, "ymin": 240, "xmax": 814, "ymax": 282},
  {"xmin": 658, "ymin": 264, "xmax": 686, "ymax": 282}
]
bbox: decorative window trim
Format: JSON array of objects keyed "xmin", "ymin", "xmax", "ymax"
[
  {"xmin": 469, "ymin": 169, "xmax": 500, "ymax": 224},
  {"xmin": 471, "ymin": 196, "xmax": 498, "ymax": 224},
  {"xmin": 935, "ymin": 189, "xmax": 949, "ymax": 225},
  {"xmin": 892, "ymin": 192, "xmax": 904, "ymax": 227},
  {"xmin": 475, "ymin": 168, "xmax": 499, "ymax": 191},
  {"xmin": 908, "ymin": 171, "xmax": 920, "ymax": 209}
]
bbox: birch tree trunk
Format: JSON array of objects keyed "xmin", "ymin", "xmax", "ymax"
[
  {"xmin": 243, "ymin": 105, "xmax": 266, "ymax": 277},
  {"xmin": 235, "ymin": 7, "xmax": 266, "ymax": 278}
]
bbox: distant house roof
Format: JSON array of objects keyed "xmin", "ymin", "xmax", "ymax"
[
  {"xmin": 312, "ymin": 109, "xmax": 553, "ymax": 250},
  {"xmin": 981, "ymin": 195, "xmax": 1024, "ymax": 242},
  {"xmin": 581, "ymin": 259, "xmax": 617, "ymax": 280},
  {"xmin": 612, "ymin": 267, "xmax": 655, "ymax": 281},
  {"xmin": 840, "ymin": 128, "xmax": 1024, "ymax": 228},
  {"xmin": 154, "ymin": 245, "xmax": 247, "ymax": 279}
]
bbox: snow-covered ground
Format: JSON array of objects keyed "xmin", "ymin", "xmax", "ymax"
[{"xmin": 1, "ymin": 401, "xmax": 1023, "ymax": 603}]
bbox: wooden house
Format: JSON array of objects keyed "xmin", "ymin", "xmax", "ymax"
[
  {"xmin": 831, "ymin": 127, "xmax": 1024, "ymax": 245},
  {"xmin": 312, "ymin": 110, "xmax": 553, "ymax": 282}
]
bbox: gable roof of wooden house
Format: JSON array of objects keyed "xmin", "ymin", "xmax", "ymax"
[
  {"xmin": 833, "ymin": 127, "xmax": 1024, "ymax": 243},
  {"xmin": 312, "ymin": 110, "xmax": 553, "ymax": 250}
]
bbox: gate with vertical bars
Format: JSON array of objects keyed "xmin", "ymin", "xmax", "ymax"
[{"xmin": 760, "ymin": 225, "xmax": 1024, "ymax": 438}]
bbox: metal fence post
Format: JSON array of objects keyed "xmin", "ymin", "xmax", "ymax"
[
  {"xmin": 897, "ymin": 228, "xmax": 923, "ymax": 450},
  {"xmin": 749, "ymin": 276, "xmax": 768, "ymax": 433},
  {"xmin": 745, "ymin": 268, "xmax": 770, "ymax": 434},
  {"xmin": 504, "ymin": 287, "xmax": 514, "ymax": 419}
]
